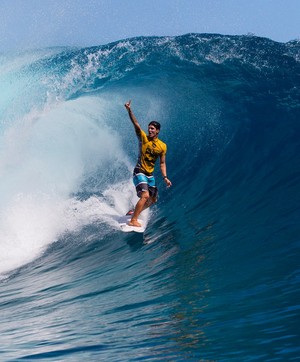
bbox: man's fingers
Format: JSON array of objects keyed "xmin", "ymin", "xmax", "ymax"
[{"xmin": 125, "ymin": 100, "xmax": 131, "ymax": 108}]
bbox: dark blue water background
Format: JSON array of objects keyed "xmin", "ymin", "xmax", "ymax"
[{"xmin": 0, "ymin": 34, "xmax": 299, "ymax": 361}]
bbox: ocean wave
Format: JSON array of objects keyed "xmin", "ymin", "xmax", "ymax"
[{"xmin": 0, "ymin": 34, "xmax": 299, "ymax": 361}]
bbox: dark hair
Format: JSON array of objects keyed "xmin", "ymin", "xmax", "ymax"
[{"xmin": 148, "ymin": 121, "xmax": 161, "ymax": 130}]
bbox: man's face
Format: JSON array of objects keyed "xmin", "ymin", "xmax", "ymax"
[{"xmin": 148, "ymin": 125, "xmax": 159, "ymax": 138}]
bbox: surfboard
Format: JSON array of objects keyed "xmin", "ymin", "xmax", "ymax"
[{"xmin": 118, "ymin": 215, "xmax": 146, "ymax": 233}]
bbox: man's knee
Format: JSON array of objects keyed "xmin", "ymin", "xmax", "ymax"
[
  {"xmin": 147, "ymin": 196, "xmax": 157, "ymax": 207},
  {"xmin": 147, "ymin": 194, "xmax": 157, "ymax": 204},
  {"xmin": 140, "ymin": 191, "xmax": 150, "ymax": 201}
]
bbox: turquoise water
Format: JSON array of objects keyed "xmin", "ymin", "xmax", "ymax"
[{"xmin": 0, "ymin": 34, "xmax": 299, "ymax": 361}]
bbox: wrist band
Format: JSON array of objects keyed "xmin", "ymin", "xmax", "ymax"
[{"xmin": 163, "ymin": 176, "xmax": 167, "ymax": 179}]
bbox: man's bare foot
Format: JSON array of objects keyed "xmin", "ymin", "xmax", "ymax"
[{"xmin": 128, "ymin": 218, "xmax": 141, "ymax": 227}]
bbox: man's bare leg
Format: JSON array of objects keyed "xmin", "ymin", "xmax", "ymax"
[{"xmin": 129, "ymin": 192, "xmax": 156, "ymax": 227}]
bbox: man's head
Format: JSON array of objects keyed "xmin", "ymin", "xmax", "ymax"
[
  {"xmin": 148, "ymin": 121, "xmax": 161, "ymax": 139},
  {"xmin": 148, "ymin": 121, "xmax": 161, "ymax": 130}
]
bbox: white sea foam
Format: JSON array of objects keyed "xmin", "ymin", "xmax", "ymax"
[{"xmin": 0, "ymin": 96, "xmax": 137, "ymax": 276}]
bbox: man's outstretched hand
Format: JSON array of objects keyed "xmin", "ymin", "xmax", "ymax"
[{"xmin": 124, "ymin": 100, "xmax": 131, "ymax": 111}]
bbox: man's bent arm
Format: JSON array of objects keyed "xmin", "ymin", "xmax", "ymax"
[{"xmin": 160, "ymin": 155, "xmax": 172, "ymax": 187}]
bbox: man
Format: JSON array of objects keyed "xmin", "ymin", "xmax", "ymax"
[{"xmin": 125, "ymin": 100, "xmax": 172, "ymax": 227}]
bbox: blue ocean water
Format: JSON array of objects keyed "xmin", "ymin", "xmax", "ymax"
[{"xmin": 0, "ymin": 34, "xmax": 299, "ymax": 361}]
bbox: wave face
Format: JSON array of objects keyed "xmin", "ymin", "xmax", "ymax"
[{"xmin": 0, "ymin": 34, "xmax": 299, "ymax": 361}]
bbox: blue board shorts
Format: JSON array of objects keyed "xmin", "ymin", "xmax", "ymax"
[{"xmin": 133, "ymin": 167, "xmax": 158, "ymax": 199}]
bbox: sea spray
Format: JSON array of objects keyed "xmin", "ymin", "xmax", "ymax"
[{"xmin": 0, "ymin": 96, "xmax": 133, "ymax": 275}]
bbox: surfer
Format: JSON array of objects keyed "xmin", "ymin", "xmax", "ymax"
[{"xmin": 125, "ymin": 100, "xmax": 172, "ymax": 227}]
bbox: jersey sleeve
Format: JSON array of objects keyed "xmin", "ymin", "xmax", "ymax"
[
  {"xmin": 161, "ymin": 142, "xmax": 167, "ymax": 156},
  {"xmin": 139, "ymin": 129, "xmax": 148, "ymax": 143}
]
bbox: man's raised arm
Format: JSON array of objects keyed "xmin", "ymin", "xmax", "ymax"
[{"xmin": 124, "ymin": 100, "xmax": 142, "ymax": 134}]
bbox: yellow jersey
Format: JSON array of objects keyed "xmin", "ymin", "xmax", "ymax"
[{"xmin": 136, "ymin": 130, "xmax": 167, "ymax": 174}]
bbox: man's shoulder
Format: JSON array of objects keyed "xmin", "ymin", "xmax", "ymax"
[
  {"xmin": 157, "ymin": 138, "xmax": 166, "ymax": 146},
  {"xmin": 157, "ymin": 138, "xmax": 167, "ymax": 152},
  {"xmin": 140, "ymin": 129, "xmax": 147, "ymax": 138},
  {"xmin": 137, "ymin": 129, "xmax": 147, "ymax": 140}
]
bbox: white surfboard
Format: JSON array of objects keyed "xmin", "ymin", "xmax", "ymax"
[{"xmin": 118, "ymin": 215, "xmax": 146, "ymax": 233}]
